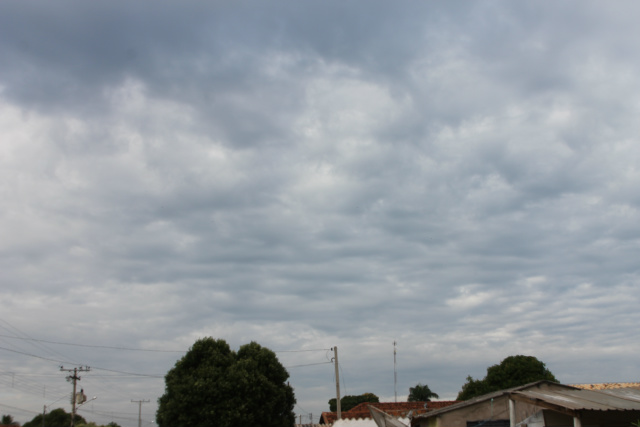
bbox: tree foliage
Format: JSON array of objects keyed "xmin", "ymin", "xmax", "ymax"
[
  {"xmin": 23, "ymin": 408, "xmax": 85, "ymax": 427},
  {"xmin": 408, "ymin": 383, "xmax": 439, "ymax": 402},
  {"xmin": 156, "ymin": 338, "xmax": 296, "ymax": 427},
  {"xmin": 2, "ymin": 415, "xmax": 19, "ymax": 426},
  {"xmin": 77, "ymin": 422, "xmax": 121, "ymax": 427},
  {"xmin": 328, "ymin": 393, "xmax": 379, "ymax": 412},
  {"xmin": 457, "ymin": 355, "xmax": 558, "ymax": 400}
]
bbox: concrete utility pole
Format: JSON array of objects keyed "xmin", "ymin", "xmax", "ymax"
[
  {"xmin": 60, "ymin": 366, "xmax": 90, "ymax": 427},
  {"xmin": 333, "ymin": 346, "xmax": 341, "ymax": 420},
  {"xmin": 131, "ymin": 399, "xmax": 150, "ymax": 427}
]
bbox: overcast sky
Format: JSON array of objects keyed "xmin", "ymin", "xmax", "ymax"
[{"xmin": 2, "ymin": 1, "xmax": 640, "ymax": 425}]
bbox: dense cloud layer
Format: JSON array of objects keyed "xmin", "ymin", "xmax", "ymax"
[{"xmin": 1, "ymin": 2, "xmax": 640, "ymax": 425}]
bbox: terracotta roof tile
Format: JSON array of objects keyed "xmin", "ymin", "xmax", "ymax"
[
  {"xmin": 571, "ymin": 382, "xmax": 640, "ymax": 390},
  {"xmin": 319, "ymin": 401, "xmax": 459, "ymax": 424}
]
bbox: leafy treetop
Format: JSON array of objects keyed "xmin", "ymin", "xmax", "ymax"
[
  {"xmin": 328, "ymin": 393, "xmax": 379, "ymax": 412},
  {"xmin": 77, "ymin": 423, "xmax": 121, "ymax": 427},
  {"xmin": 1, "ymin": 415, "xmax": 19, "ymax": 426},
  {"xmin": 23, "ymin": 408, "xmax": 86, "ymax": 427},
  {"xmin": 408, "ymin": 383, "xmax": 439, "ymax": 402},
  {"xmin": 156, "ymin": 338, "xmax": 296, "ymax": 427},
  {"xmin": 457, "ymin": 355, "xmax": 558, "ymax": 400}
]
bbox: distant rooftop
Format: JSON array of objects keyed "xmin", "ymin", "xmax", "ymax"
[
  {"xmin": 320, "ymin": 401, "xmax": 459, "ymax": 424},
  {"xmin": 570, "ymin": 382, "xmax": 640, "ymax": 390}
]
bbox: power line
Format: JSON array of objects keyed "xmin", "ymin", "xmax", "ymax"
[
  {"xmin": 77, "ymin": 408, "xmax": 153, "ymax": 424},
  {"xmin": 0, "ymin": 319, "xmax": 166, "ymax": 426},
  {"xmin": 295, "ymin": 404, "xmax": 310, "ymax": 414},
  {"xmin": 0, "ymin": 332, "xmax": 331, "ymax": 355},
  {"xmin": 0, "ymin": 334, "xmax": 184, "ymax": 353},
  {"xmin": 71, "ymin": 374, "xmax": 160, "ymax": 378},
  {"xmin": 0, "ymin": 402, "xmax": 42, "ymax": 416},
  {"xmin": 0, "ymin": 345, "xmax": 69, "ymax": 365},
  {"xmin": 0, "ymin": 343, "xmax": 333, "ymax": 375},
  {"xmin": 0, "ymin": 346, "xmax": 164, "ymax": 377},
  {"xmin": 0, "ymin": 319, "xmax": 82, "ymax": 366},
  {"xmin": 285, "ymin": 361, "xmax": 333, "ymax": 369},
  {"xmin": 0, "ymin": 327, "xmax": 329, "ymax": 355},
  {"xmin": 89, "ymin": 366, "xmax": 163, "ymax": 378},
  {"xmin": 0, "ymin": 370, "xmax": 70, "ymax": 403},
  {"xmin": 0, "ymin": 372, "xmax": 65, "ymax": 377},
  {"xmin": 0, "ymin": 376, "xmax": 47, "ymax": 397}
]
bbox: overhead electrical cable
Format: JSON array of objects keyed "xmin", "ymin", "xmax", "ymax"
[
  {"xmin": 0, "ymin": 329, "xmax": 328, "ymax": 355},
  {"xmin": 0, "ymin": 333, "xmax": 328, "ymax": 354},
  {"xmin": 0, "ymin": 345, "xmax": 163, "ymax": 378},
  {"xmin": 0, "ymin": 375, "xmax": 49, "ymax": 396},
  {"xmin": 285, "ymin": 361, "xmax": 333, "ymax": 369},
  {"xmin": 0, "ymin": 345, "xmax": 80, "ymax": 366},
  {"xmin": 0, "ymin": 318, "xmax": 82, "ymax": 366},
  {"xmin": 0, "ymin": 333, "xmax": 185, "ymax": 353},
  {"xmin": 0, "ymin": 402, "xmax": 42, "ymax": 416},
  {"xmin": 339, "ymin": 359, "xmax": 347, "ymax": 396},
  {"xmin": 88, "ymin": 366, "xmax": 163, "ymax": 378},
  {"xmin": 0, "ymin": 318, "xmax": 166, "ymax": 424},
  {"xmin": 0, "ymin": 372, "xmax": 65, "ymax": 377},
  {"xmin": 77, "ymin": 408, "xmax": 153, "ymax": 424}
]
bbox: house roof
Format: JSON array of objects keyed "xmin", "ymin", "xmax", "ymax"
[
  {"xmin": 571, "ymin": 382, "xmax": 640, "ymax": 390},
  {"xmin": 411, "ymin": 381, "xmax": 640, "ymax": 426},
  {"xmin": 332, "ymin": 419, "xmax": 402, "ymax": 427},
  {"xmin": 410, "ymin": 380, "xmax": 575, "ymax": 423},
  {"xmin": 320, "ymin": 401, "xmax": 459, "ymax": 424},
  {"xmin": 510, "ymin": 386, "xmax": 640, "ymax": 413}
]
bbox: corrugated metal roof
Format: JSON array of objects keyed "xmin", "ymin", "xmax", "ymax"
[
  {"xmin": 412, "ymin": 382, "xmax": 640, "ymax": 427},
  {"xmin": 411, "ymin": 380, "xmax": 575, "ymax": 421},
  {"xmin": 598, "ymin": 387, "xmax": 640, "ymax": 403},
  {"xmin": 511, "ymin": 387, "xmax": 640, "ymax": 412}
]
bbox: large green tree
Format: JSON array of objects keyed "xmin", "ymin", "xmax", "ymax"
[
  {"xmin": 156, "ymin": 338, "xmax": 295, "ymax": 427},
  {"xmin": 1, "ymin": 415, "xmax": 19, "ymax": 426},
  {"xmin": 23, "ymin": 408, "xmax": 85, "ymax": 427},
  {"xmin": 328, "ymin": 393, "xmax": 379, "ymax": 412},
  {"xmin": 408, "ymin": 383, "xmax": 439, "ymax": 402},
  {"xmin": 457, "ymin": 355, "xmax": 558, "ymax": 400}
]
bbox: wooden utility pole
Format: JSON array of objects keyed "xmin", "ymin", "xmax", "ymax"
[
  {"xmin": 333, "ymin": 346, "xmax": 341, "ymax": 420},
  {"xmin": 131, "ymin": 399, "xmax": 150, "ymax": 427},
  {"xmin": 60, "ymin": 366, "xmax": 90, "ymax": 427}
]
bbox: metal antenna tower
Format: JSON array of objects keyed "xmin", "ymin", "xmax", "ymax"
[{"xmin": 393, "ymin": 341, "xmax": 397, "ymax": 402}]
